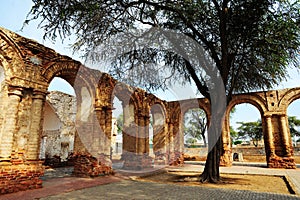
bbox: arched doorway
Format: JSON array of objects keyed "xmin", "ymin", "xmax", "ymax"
[
  {"xmin": 41, "ymin": 77, "xmax": 76, "ymax": 168},
  {"xmin": 150, "ymin": 103, "xmax": 167, "ymax": 165},
  {"xmin": 230, "ymin": 103, "xmax": 264, "ymax": 163},
  {"xmin": 111, "ymin": 96, "xmax": 124, "ymax": 169},
  {"xmin": 183, "ymin": 108, "xmax": 208, "ymax": 162},
  {"xmin": 287, "ymin": 99, "xmax": 300, "ymax": 164}
]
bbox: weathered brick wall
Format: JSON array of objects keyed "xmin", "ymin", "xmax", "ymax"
[
  {"xmin": 0, "ymin": 162, "xmax": 44, "ymax": 194},
  {"xmin": 0, "ymin": 67, "xmax": 4, "ymax": 129},
  {"xmin": 15, "ymin": 90, "xmax": 33, "ymax": 154},
  {"xmin": 42, "ymin": 91, "xmax": 76, "ymax": 165},
  {"xmin": 232, "ymin": 147, "xmax": 266, "ymax": 155}
]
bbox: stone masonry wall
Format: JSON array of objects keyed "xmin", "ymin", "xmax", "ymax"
[{"xmin": 42, "ymin": 91, "xmax": 76, "ymax": 166}]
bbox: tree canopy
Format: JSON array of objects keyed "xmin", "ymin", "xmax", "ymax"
[
  {"xmin": 27, "ymin": 0, "xmax": 300, "ymax": 97},
  {"xmin": 288, "ymin": 116, "xmax": 300, "ymax": 138}
]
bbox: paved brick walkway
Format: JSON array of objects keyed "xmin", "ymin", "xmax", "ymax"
[
  {"xmin": 182, "ymin": 161, "xmax": 300, "ymax": 195},
  {"xmin": 39, "ymin": 180, "xmax": 300, "ymax": 200},
  {"xmin": 1, "ymin": 163, "xmax": 300, "ymax": 200}
]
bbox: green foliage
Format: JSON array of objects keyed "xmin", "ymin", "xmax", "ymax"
[
  {"xmin": 184, "ymin": 108, "xmax": 207, "ymax": 147},
  {"xmin": 288, "ymin": 116, "xmax": 300, "ymax": 138},
  {"xmin": 186, "ymin": 138, "xmax": 197, "ymax": 145},
  {"xmin": 237, "ymin": 120, "xmax": 263, "ymax": 147},
  {"xmin": 229, "ymin": 125, "xmax": 239, "ymax": 144},
  {"xmin": 116, "ymin": 114, "xmax": 123, "ymax": 135},
  {"xmin": 233, "ymin": 140, "xmax": 242, "ymax": 145}
]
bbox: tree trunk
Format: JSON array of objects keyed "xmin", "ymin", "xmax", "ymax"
[
  {"xmin": 201, "ymin": 133, "xmax": 207, "ymax": 148},
  {"xmin": 199, "ymin": 137, "xmax": 222, "ymax": 183},
  {"xmin": 199, "ymin": 109, "xmax": 224, "ymax": 183}
]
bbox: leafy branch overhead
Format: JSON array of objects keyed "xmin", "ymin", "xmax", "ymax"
[{"xmin": 27, "ymin": 0, "xmax": 300, "ymax": 97}]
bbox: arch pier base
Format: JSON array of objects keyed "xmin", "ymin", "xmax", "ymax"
[
  {"xmin": 267, "ymin": 156, "xmax": 295, "ymax": 169},
  {"xmin": 264, "ymin": 114, "xmax": 296, "ymax": 169},
  {"xmin": 71, "ymin": 153, "xmax": 113, "ymax": 177},
  {"xmin": 0, "ymin": 160, "xmax": 44, "ymax": 194},
  {"xmin": 121, "ymin": 152, "xmax": 153, "ymax": 170}
]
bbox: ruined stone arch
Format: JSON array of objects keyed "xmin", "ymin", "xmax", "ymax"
[
  {"xmin": 226, "ymin": 94, "xmax": 267, "ymax": 120},
  {"xmin": 148, "ymin": 94, "xmax": 167, "ymax": 121},
  {"xmin": 96, "ymin": 73, "xmax": 117, "ymax": 107},
  {"xmin": 111, "ymin": 83, "xmax": 146, "ymax": 126},
  {"xmin": 41, "ymin": 61, "xmax": 100, "ymax": 117},
  {"xmin": 0, "ymin": 28, "xmax": 25, "ymax": 80},
  {"xmin": 180, "ymin": 99, "xmax": 210, "ymax": 122},
  {"xmin": 278, "ymin": 87, "xmax": 300, "ymax": 112},
  {"xmin": 42, "ymin": 61, "xmax": 96, "ymax": 90}
]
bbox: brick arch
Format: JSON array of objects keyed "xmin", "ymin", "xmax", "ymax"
[
  {"xmin": 278, "ymin": 87, "xmax": 300, "ymax": 112},
  {"xmin": 148, "ymin": 94, "xmax": 167, "ymax": 121},
  {"xmin": 180, "ymin": 99, "xmax": 210, "ymax": 122},
  {"xmin": 226, "ymin": 94, "xmax": 267, "ymax": 120},
  {"xmin": 96, "ymin": 73, "xmax": 117, "ymax": 108},
  {"xmin": 0, "ymin": 28, "xmax": 24, "ymax": 78},
  {"xmin": 150, "ymin": 103, "xmax": 166, "ymax": 118},
  {"xmin": 112, "ymin": 82, "xmax": 138, "ymax": 110},
  {"xmin": 41, "ymin": 60, "xmax": 98, "ymax": 98}
]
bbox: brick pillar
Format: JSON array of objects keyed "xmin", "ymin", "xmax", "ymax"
[
  {"xmin": 265, "ymin": 115, "xmax": 275, "ymax": 157},
  {"xmin": 121, "ymin": 102, "xmax": 139, "ymax": 169},
  {"xmin": 220, "ymin": 115, "xmax": 232, "ymax": 166},
  {"xmin": 153, "ymin": 126, "xmax": 167, "ymax": 165},
  {"xmin": 0, "ymin": 87, "xmax": 44, "ymax": 194},
  {"xmin": 27, "ymin": 90, "xmax": 46, "ymax": 160},
  {"xmin": 104, "ymin": 107, "xmax": 113, "ymax": 158},
  {"xmin": 170, "ymin": 120, "xmax": 184, "ymax": 166},
  {"xmin": 265, "ymin": 114, "xmax": 296, "ymax": 169},
  {"xmin": 279, "ymin": 115, "xmax": 291, "ymax": 156},
  {"xmin": 0, "ymin": 87, "xmax": 22, "ymax": 160},
  {"xmin": 167, "ymin": 122, "xmax": 174, "ymax": 164},
  {"xmin": 138, "ymin": 110, "xmax": 152, "ymax": 168},
  {"xmin": 73, "ymin": 105, "xmax": 113, "ymax": 177}
]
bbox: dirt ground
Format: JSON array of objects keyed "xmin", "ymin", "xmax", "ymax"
[{"xmin": 138, "ymin": 171, "xmax": 293, "ymax": 195}]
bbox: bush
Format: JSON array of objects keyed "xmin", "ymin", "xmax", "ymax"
[{"xmin": 234, "ymin": 140, "xmax": 243, "ymax": 145}]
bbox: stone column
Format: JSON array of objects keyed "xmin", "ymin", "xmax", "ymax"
[
  {"xmin": 220, "ymin": 115, "xmax": 232, "ymax": 166},
  {"xmin": 279, "ymin": 114, "xmax": 291, "ymax": 156},
  {"xmin": 0, "ymin": 87, "xmax": 23, "ymax": 160},
  {"xmin": 104, "ymin": 107, "xmax": 113, "ymax": 158},
  {"xmin": 167, "ymin": 122, "xmax": 174, "ymax": 164},
  {"xmin": 137, "ymin": 109, "xmax": 152, "ymax": 168},
  {"xmin": 153, "ymin": 124, "xmax": 167, "ymax": 165},
  {"xmin": 27, "ymin": 90, "xmax": 46, "ymax": 160},
  {"xmin": 265, "ymin": 115, "xmax": 275, "ymax": 157}
]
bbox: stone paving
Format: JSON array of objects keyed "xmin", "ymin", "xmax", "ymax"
[
  {"xmin": 2, "ymin": 163, "xmax": 300, "ymax": 200},
  {"xmin": 40, "ymin": 180, "xmax": 300, "ymax": 200}
]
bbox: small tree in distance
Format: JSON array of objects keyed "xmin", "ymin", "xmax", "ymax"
[
  {"xmin": 184, "ymin": 108, "xmax": 207, "ymax": 147},
  {"xmin": 236, "ymin": 120, "xmax": 263, "ymax": 147}
]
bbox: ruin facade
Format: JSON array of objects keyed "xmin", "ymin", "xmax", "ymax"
[
  {"xmin": 41, "ymin": 91, "xmax": 76, "ymax": 167},
  {"xmin": 0, "ymin": 27, "xmax": 298, "ymax": 194}
]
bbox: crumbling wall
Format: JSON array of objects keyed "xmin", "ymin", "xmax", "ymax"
[{"xmin": 42, "ymin": 91, "xmax": 76, "ymax": 166}]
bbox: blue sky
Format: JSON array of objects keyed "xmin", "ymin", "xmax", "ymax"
[{"xmin": 0, "ymin": 0, "xmax": 299, "ymax": 131}]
